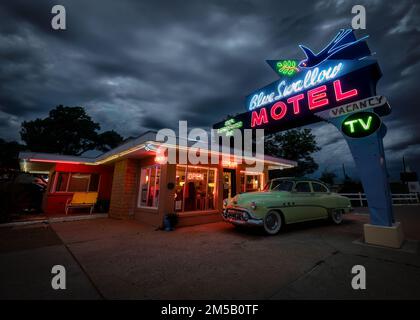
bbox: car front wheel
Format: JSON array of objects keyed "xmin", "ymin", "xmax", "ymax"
[
  {"xmin": 263, "ymin": 211, "xmax": 283, "ymax": 235},
  {"xmin": 330, "ymin": 209, "xmax": 343, "ymax": 225}
]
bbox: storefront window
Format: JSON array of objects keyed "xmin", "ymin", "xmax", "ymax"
[
  {"xmin": 174, "ymin": 166, "xmax": 186, "ymax": 211},
  {"xmin": 241, "ymin": 172, "xmax": 263, "ymax": 192},
  {"xmin": 138, "ymin": 165, "xmax": 160, "ymax": 208},
  {"xmin": 175, "ymin": 165, "xmax": 216, "ymax": 213}
]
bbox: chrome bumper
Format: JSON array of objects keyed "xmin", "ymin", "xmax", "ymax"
[{"xmin": 222, "ymin": 207, "xmax": 263, "ymax": 227}]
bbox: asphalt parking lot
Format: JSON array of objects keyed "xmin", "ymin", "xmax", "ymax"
[{"xmin": 1, "ymin": 206, "xmax": 419, "ymax": 300}]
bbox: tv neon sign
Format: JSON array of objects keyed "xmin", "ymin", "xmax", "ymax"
[
  {"xmin": 341, "ymin": 112, "xmax": 381, "ymax": 138},
  {"xmin": 250, "ymin": 79, "xmax": 358, "ymax": 128}
]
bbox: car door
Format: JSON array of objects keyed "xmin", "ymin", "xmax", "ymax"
[
  {"xmin": 288, "ymin": 181, "xmax": 321, "ymax": 222},
  {"xmin": 310, "ymin": 182, "xmax": 330, "ymax": 219}
]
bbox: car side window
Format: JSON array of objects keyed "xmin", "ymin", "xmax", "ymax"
[
  {"xmin": 312, "ymin": 182, "xmax": 329, "ymax": 193},
  {"xmin": 294, "ymin": 182, "xmax": 311, "ymax": 193},
  {"xmin": 271, "ymin": 180, "xmax": 294, "ymax": 192}
]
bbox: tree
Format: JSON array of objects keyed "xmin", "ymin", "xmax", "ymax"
[
  {"xmin": 265, "ymin": 128, "xmax": 320, "ymax": 177},
  {"xmin": 0, "ymin": 139, "xmax": 26, "ymax": 170},
  {"xmin": 319, "ymin": 170, "xmax": 337, "ymax": 185},
  {"xmin": 96, "ymin": 130, "xmax": 124, "ymax": 152},
  {"xmin": 20, "ymin": 105, "xmax": 123, "ymax": 155}
]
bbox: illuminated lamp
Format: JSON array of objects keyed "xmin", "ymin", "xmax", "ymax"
[{"xmin": 155, "ymin": 155, "xmax": 167, "ymax": 164}]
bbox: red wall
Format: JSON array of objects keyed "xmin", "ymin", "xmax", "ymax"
[{"xmin": 44, "ymin": 163, "xmax": 114, "ymax": 214}]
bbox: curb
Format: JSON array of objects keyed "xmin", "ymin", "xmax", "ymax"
[{"xmin": 0, "ymin": 213, "xmax": 108, "ymax": 228}]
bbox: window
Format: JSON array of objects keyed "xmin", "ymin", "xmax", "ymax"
[
  {"xmin": 295, "ymin": 182, "xmax": 311, "ymax": 193},
  {"xmin": 312, "ymin": 182, "xmax": 329, "ymax": 193},
  {"xmin": 271, "ymin": 180, "xmax": 294, "ymax": 192},
  {"xmin": 138, "ymin": 165, "xmax": 160, "ymax": 208},
  {"xmin": 55, "ymin": 173, "xmax": 69, "ymax": 192},
  {"xmin": 49, "ymin": 172, "xmax": 56, "ymax": 192},
  {"xmin": 51, "ymin": 172, "xmax": 100, "ymax": 193},
  {"xmin": 175, "ymin": 165, "xmax": 216, "ymax": 213},
  {"xmin": 241, "ymin": 173, "xmax": 263, "ymax": 192},
  {"xmin": 68, "ymin": 173, "xmax": 90, "ymax": 192}
]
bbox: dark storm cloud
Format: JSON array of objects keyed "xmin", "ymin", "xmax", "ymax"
[{"xmin": 0, "ymin": 0, "xmax": 419, "ymax": 179}]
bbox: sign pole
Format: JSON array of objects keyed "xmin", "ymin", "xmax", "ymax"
[
  {"xmin": 322, "ymin": 113, "xmax": 394, "ymax": 226},
  {"xmin": 318, "ymin": 112, "xmax": 404, "ymax": 248}
]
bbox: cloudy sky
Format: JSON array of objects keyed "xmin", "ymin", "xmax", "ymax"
[{"xmin": 1, "ymin": 0, "xmax": 419, "ymax": 180}]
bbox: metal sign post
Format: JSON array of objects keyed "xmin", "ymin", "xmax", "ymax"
[{"xmin": 316, "ymin": 109, "xmax": 394, "ymax": 226}]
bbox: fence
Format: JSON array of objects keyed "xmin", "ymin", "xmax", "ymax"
[{"xmin": 339, "ymin": 192, "xmax": 420, "ymax": 207}]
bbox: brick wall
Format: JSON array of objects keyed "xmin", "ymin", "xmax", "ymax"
[{"xmin": 109, "ymin": 159, "xmax": 138, "ymax": 219}]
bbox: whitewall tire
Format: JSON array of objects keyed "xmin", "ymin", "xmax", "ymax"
[
  {"xmin": 331, "ymin": 209, "xmax": 343, "ymax": 225},
  {"xmin": 263, "ymin": 211, "xmax": 283, "ymax": 235}
]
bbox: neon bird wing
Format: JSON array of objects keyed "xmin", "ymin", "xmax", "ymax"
[
  {"xmin": 329, "ymin": 35, "xmax": 369, "ymax": 55},
  {"xmin": 298, "ymin": 29, "xmax": 351, "ymax": 65},
  {"xmin": 299, "ymin": 45, "xmax": 317, "ymax": 61},
  {"xmin": 317, "ymin": 29, "xmax": 351, "ymax": 56}
]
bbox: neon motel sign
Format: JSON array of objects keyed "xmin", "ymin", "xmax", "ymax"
[
  {"xmin": 250, "ymin": 78, "xmax": 358, "ymax": 127},
  {"xmin": 212, "ymin": 29, "xmax": 396, "ymax": 229},
  {"xmin": 213, "ymin": 29, "xmax": 390, "ymax": 134}
]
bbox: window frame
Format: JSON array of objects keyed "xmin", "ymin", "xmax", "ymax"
[
  {"xmin": 241, "ymin": 172, "xmax": 264, "ymax": 193},
  {"xmin": 49, "ymin": 172, "xmax": 101, "ymax": 193},
  {"xmin": 175, "ymin": 165, "xmax": 217, "ymax": 213},
  {"xmin": 294, "ymin": 181, "xmax": 312, "ymax": 193},
  {"xmin": 138, "ymin": 165, "xmax": 161, "ymax": 209},
  {"xmin": 311, "ymin": 181, "xmax": 330, "ymax": 193},
  {"xmin": 271, "ymin": 179, "xmax": 294, "ymax": 192}
]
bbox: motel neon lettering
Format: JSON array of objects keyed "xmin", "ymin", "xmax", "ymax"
[
  {"xmin": 251, "ymin": 107, "xmax": 268, "ymax": 127},
  {"xmin": 251, "ymin": 79, "xmax": 359, "ymax": 128},
  {"xmin": 249, "ymin": 62, "xmax": 343, "ymax": 110}
]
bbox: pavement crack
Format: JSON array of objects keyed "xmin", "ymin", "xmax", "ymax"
[
  {"xmin": 266, "ymin": 249, "xmax": 341, "ymax": 299},
  {"xmin": 63, "ymin": 243, "xmax": 106, "ymax": 300},
  {"xmin": 353, "ymin": 253, "xmax": 420, "ymax": 269}
]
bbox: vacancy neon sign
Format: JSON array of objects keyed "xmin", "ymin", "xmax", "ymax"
[{"xmin": 250, "ymin": 79, "xmax": 358, "ymax": 128}]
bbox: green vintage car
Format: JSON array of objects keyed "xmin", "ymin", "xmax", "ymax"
[{"xmin": 222, "ymin": 177, "xmax": 352, "ymax": 235}]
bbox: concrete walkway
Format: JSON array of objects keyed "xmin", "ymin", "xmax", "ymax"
[{"xmin": 0, "ymin": 206, "xmax": 419, "ymax": 299}]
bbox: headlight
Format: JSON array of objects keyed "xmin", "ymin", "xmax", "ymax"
[
  {"xmin": 241, "ymin": 211, "xmax": 249, "ymax": 220},
  {"xmin": 250, "ymin": 201, "xmax": 257, "ymax": 210}
]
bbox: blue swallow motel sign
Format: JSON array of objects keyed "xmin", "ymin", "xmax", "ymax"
[{"xmin": 214, "ymin": 29, "xmax": 394, "ymax": 228}]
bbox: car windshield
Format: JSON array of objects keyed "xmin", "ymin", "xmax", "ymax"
[{"xmin": 269, "ymin": 180, "xmax": 294, "ymax": 192}]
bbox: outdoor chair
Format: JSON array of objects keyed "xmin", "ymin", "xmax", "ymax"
[{"xmin": 65, "ymin": 192, "xmax": 98, "ymax": 215}]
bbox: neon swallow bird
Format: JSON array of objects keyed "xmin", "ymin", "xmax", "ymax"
[{"xmin": 298, "ymin": 29, "xmax": 369, "ymax": 69}]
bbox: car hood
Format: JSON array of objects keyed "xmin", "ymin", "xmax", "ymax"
[{"xmin": 233, "ymin": 191, "xmax": 287, "ymax": 205}]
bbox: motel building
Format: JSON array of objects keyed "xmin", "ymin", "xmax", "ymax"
[{"xmin": 18, "ymin": 131, "xmax": 296, "ymax": 228}]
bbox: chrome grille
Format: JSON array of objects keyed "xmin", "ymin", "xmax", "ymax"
[{"xmin": 225, "ymin": 208, "xmax": 247, "ymax": 221}]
